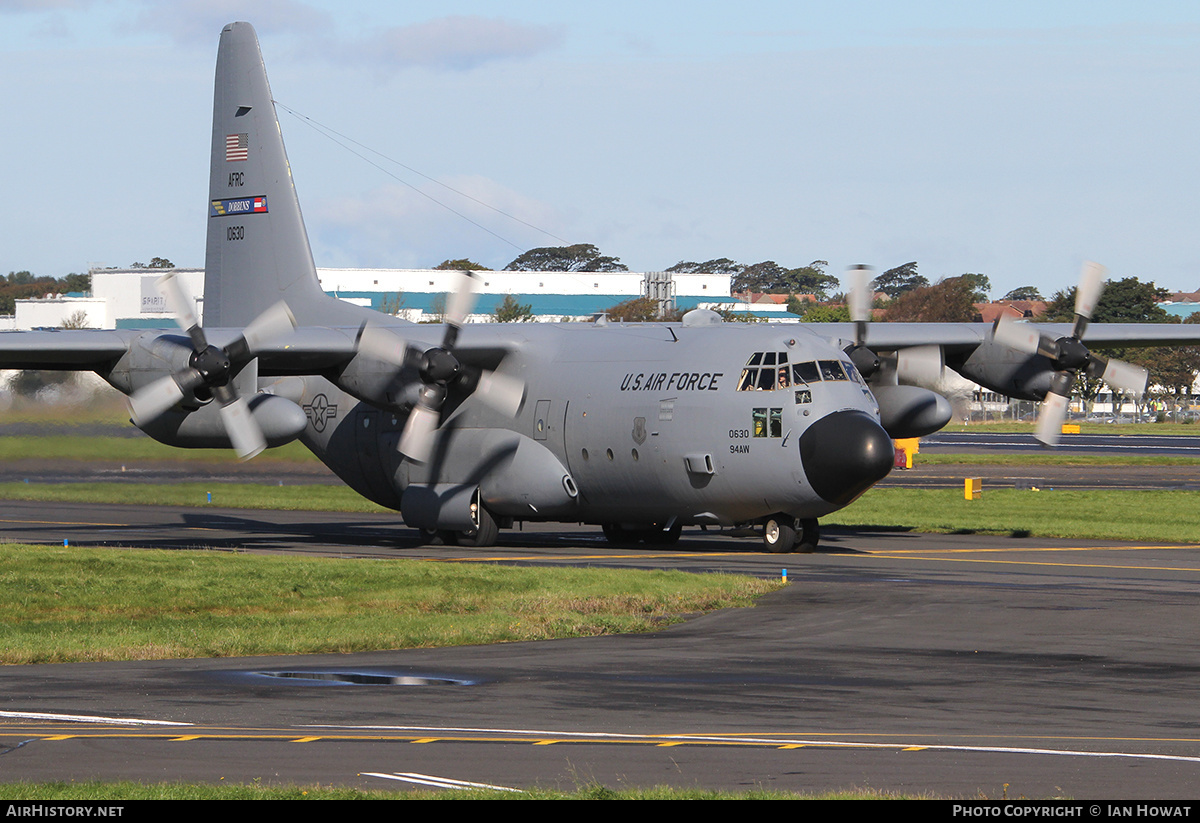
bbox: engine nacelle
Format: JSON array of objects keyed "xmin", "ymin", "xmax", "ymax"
[
  {"xmin": 952, "ymin": 337, "xmax": 1055, "ymax": 400},
  {"xmin": 136, "ymin": 393, "xmax": 307, "ymax": 449},
  {"xmin": 401, "ymin": 428, "xmax": 579, "ymax": 528},
  {"xmin": 872, "ymin": 384, "xmax": 953, "ymax": 438}
]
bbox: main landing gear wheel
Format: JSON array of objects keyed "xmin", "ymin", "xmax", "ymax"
[
  {"xmin": 454, "ymin": 506, "xmax": 500, "ymax": 548},
  {"xmin": 763, "ymin": 515, "xmax": 797, "ymax": 553},
  {"xmin": 796, "ymin": 518, "xmax": 819, "ymax": 553}
]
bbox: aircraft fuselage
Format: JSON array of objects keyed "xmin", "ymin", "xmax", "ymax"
[{"xmin": 296, "ymin": 320, "xmax": 895, "ymax": 534}]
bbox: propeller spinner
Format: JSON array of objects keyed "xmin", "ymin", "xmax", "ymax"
[{"xmin": 991, "ymin": 262, "xmax": 1149, "ymax": 446}]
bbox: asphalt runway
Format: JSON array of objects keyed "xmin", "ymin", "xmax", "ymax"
[{"xmin": 1, "ymin": 500, "xmax": 1200, "ymax": 797}]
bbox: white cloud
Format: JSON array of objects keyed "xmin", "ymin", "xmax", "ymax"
[
  {"xmin": 134, "ymin": 0, "xmax": 333, "ymax": 47},
  {"xmin": 349, "ymin": 16, "xmax": 565, "ymax": 71}
]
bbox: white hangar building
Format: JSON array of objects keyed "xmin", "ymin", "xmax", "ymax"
[{"xmin": 1, "ymin": 267, "xmax": 732, "ymax": 330}]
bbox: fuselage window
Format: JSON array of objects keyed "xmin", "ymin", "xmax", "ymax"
[
  {"xmin": 752, "ymin": 407, "xmax": 783, "ymax": 437},
  {"xmin": 819, "ymin": 360, "xmax": 848, "ymax": 381}
]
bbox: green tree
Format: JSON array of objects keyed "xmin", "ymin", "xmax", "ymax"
[
  {"xmin": 873, "ymin": 262, "xmax": 928, "ymax": 298},
  {"xmin": 1002, "ymin": 285, "xmax": 1043, "ymax": 301},
  {"xmin": 798, "ymin": 303, "xmax": 852, "ymax": 322},
  {"xmin": 1125, "ymin": 312, "xmax": 1200, "ymax": 419},
  {"xmin": 601, "ymin": 296, "xmax": 681, "ymax": 322},
  {"xmin": 380, "ymin": 292, "xmax": 406, "ymax": 315},
  {"xmin": 493, "ymin": 294, "xmax": 534, "ymax": 322},
  {"xmin": 130, "ymin": 258, "xmax": 175, "ymax": 269},
  {"xmin": 666, "ymin": 258, "xmax": 744, "ymax": 275},
  {"xmin": 505, "ymin": 244, "xmax": 628, "ymax": 272},
  {"xmin": 63, "ymin": 273, "xmax": 91, "ymax": 294},
  {"xmin": 1041, "ymin": 277, "xmax": 1170, "ymax": 324},
  {"xmin": 884, "ymin": 276, "xmax": 979, "ymax": 322},
  {"xmin": 434, "ymin": 259, "xmax": 490, "ymax": 270},
  {"xmin": 781, "ymin": 260, "xmax": 839, "ymax": 299},
  {"xmin": 958, "ymin": 273, "xmax": 991, "ymax": 302},
  {"xmin": 732, "ymin": 261, "xmax": 788, "ymax": 293}
]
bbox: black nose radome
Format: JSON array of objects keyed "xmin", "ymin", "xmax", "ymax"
[{"xmin": 800, "ymin": 410, "xmax": 894, "ymax": 506}]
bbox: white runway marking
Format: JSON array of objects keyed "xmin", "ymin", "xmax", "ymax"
[
  {"xmin": 0, "ymin": 710, "xmax": 191, "ymax": 726},
  {"xmin": 363, "ymin": 772, "xmax": 522, "ymax": 792},
  {"xmin": 314, "ymin": 723, "xmax": 1200, "ymax": 764}
]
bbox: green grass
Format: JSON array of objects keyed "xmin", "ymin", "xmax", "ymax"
[
  {"xmin": 0, "ymin": 781, "xmax": 925, "ymax": 800},
  {"xmin": 831, "ymin": 487, "xmax": 1200, "ymax": 543},
  {"xmin": 0, "ymin": 544, "xmax": 779, "ymax": 664},
  {"xmin": 0, "ymin": 435, "xmax": 318, "ymax": 463},
  {"xmin": 941, "ymin": 420, "xmax": 1200, "ymax": 436},
  {"xmin": 0, "ymin": 481, "xmax": 386, "ymax": 511}
]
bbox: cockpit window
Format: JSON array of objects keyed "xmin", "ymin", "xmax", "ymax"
[
  {"xmin": 842, "ymin": 360, "xmax": 863, "ymax": 384},
  {"xmin": 818, "ymin": 360, "xmax": 848, "ymax": 381},
  {"xmin": 793, "ymin": 361, "xmax": 820, "ymax": 385},
  {"xmin": 737, "ymin": 352, "xmax": 799, "ymax": 391}
]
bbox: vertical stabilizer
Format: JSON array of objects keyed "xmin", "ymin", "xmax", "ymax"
[{"xmin": 204, "ymin": 22, "xmax": 347, "ymax": 328}]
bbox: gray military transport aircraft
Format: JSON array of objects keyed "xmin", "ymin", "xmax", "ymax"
[{"xmin": 4, "ymin": 22, "xmax": 1200, "ymax": 553}]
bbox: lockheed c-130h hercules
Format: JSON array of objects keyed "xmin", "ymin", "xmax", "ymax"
[{"xmin": 5, "ymin": 22, "xmax": 1200, "ymax": 553}]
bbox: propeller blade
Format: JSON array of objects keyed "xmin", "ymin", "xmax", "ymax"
[
  {"xmin": 157, "ymin": 273, "xmax": 205, "ymax": 350},
  {"xmin": 475, "ymin": 370, "xmax": 526, "ymax": 417},
  {"xmin": 444, "ymin": 270, "xmax": 480, "ymax": 328},
  {"xmin": 991, "ymin": 314, "xmax": 1042, "ymax": 356},
  {"xmin": 128, "ymin": 374, "xmax": 186, "ymax": 427},
  {"xmin": 896, "ymin": 345, "xmax": 944, "ymax": 385},
  {"xmin": 847, "ymin": 265, "xmax": 873, "ymax": 325},
  {"xmin": 398, "ymin": 402, "xmax": 440, "ymax": 464},
  {"xmin": 1035, "ymin": 392, "xmax": 1070, "ymax": 447},
  {"xmin": 1100, "ymin": 358, "xmax": 1149, "ymax": 398},
  {"xmin": 216, "ymin": 390, "xmax": 266, "ymax": 460},
  {"xmin": 356, "ymin": 323, "xmax": 405, "ymax": 363},
  {"xmin": 1075, "ymin": 261, "xmax": 1106, "ymax": 322},
  {"xmin": 240, "ymin": 301, "xmax": 296, "ymax": 351}
]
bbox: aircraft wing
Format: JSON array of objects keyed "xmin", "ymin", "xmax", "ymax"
[
  {"xmin": 0, "ymin": 329, "xmax": 138, "ymax": 371},
  {"xmin": 0, "ymin": 326, "xmax": 365, "ymax": 374},
  {"xmin": 806, "ymin": 321, "xmax": 1200, "ymax": 350}
]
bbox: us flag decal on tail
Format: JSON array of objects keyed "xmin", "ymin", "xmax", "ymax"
[{"xmin": 225, "ymin": 133, "xmax": 248, "ymax": 161}]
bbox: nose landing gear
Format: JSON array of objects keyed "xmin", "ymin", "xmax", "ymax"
[{"xmin": 762, "ymin": 515, "xmax": 819, "ymax": 553}]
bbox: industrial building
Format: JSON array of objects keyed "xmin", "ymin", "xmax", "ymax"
[{"xmin": 0, "ymin": 267, "xmax": 732, "ymax": 330}]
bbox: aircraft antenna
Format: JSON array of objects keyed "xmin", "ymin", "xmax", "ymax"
[{"xmin": 275, "ymin": 101, "xmax": 570, "ymax": 251}]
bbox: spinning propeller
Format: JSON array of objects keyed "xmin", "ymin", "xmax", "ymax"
[
  {"xmin": 127, "ymin": 273, "xmax": 297, "ymax": 460},
  {"xmin": 991, "ymin": 262, "xmax": 1148, "ymax": 446},
  {"xmin": 357, "ymin": 270, "xmax": 525, "ymax": 463},
  {"xmin": 845, "ymin": 264, "xmax": 945, "ymax": 384}
]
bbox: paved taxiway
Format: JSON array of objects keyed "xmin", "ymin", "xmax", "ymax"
[{"xmin": 1, "ymin": 501, "xmax": 1200, "ymax": 797}]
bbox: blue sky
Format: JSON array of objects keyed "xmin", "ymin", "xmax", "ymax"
[{"xmin": 3, "ymin": 1, "xmax": 1200, "ymax": 299}]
